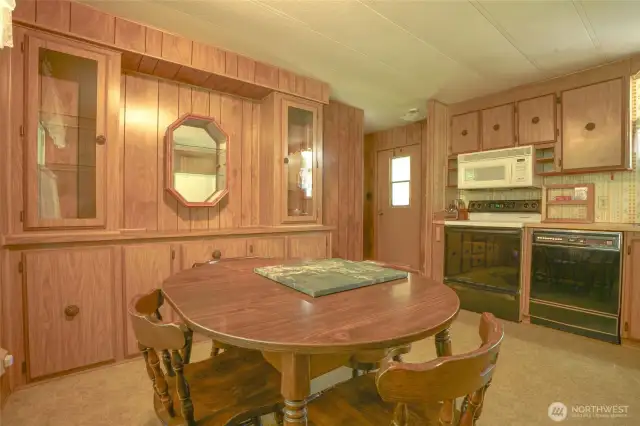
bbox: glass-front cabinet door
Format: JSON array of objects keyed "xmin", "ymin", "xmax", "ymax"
[
  {"xmin": 24, "ymin": 34, "xmax": 108, "ymax": 229},
  {"xmin": 282, "ymin": 100, "xmax": 320, "ymax": 223}
]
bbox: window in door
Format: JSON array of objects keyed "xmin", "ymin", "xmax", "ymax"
[{"xmin": 390, "ymin": 156, "xmax": 410, "ymax": 207}]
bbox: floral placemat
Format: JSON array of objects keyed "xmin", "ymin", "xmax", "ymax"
[{"xmin": 254, "ymin": 258, "xmax": 408, "ymax": 297}]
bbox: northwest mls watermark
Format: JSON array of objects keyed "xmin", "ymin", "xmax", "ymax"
[{"xmin": 548, "ymin": 402, "xmax": 630, "ymax": 422}]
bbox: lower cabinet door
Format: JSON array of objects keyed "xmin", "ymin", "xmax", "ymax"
[
  {"xmin": 248, "ymin": 237, "xmax": 286, "ymax": 258},
  {"xmin": 180, "ymin": 239, "xmax": 248, "ymax": 269},
  {"xmin": 287, "ymin": 233, "xmax": 328, "ymax": 259},
  {"xmin": 24, "ymin": 247, "xmax": 115, "ymax": 379},
  {"xmin": 123, "ymin": 244, "xmax": 174, "ymax": 356}
]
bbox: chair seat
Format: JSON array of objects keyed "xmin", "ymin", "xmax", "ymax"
[
  {"xmin": 154, "ymin": 348, "xmax": 282, "ymax": 426},
  {"xmin": 308, "ymin": 374, "xmax": 457, "ymax": 426}
]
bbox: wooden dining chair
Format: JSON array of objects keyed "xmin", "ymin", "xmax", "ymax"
[
  {"xmin": 129, "ymin": 289, "xmax": 284, "ymax": 426},
  {"xmin": 307, "ymin": 312, "xmax": 504, "ymax": 426}
]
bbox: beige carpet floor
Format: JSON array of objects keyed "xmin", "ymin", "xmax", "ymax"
[{"xmin": 1, "ymin": 310, "xmax": 639, "ymax": 426}]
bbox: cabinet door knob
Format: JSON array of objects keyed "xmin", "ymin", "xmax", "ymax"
[
  {"xmin": 493, "ymin": 124, "xmax": 500, "ymax": 131},
  {"xmin": 96, "ymin": 135, "xmax": 106, "ymax": 145},
  {"xmin": 64, "ymin": 305, "xmax": 80, "ymax": 319},
  {"xmin": 585, "ymin": 122, "xmax": 596, "ymax": 131},
  {"xmin": 283, "ymin": 157, "xmax": 289, "ymax": 164},
  {"xmin": 212, "ymin": 250, "xmax": 222, "ymax": 259},
  {"xmin": 461, "ymin": 129, "xmax": 468, "ymax": 136},
  {"xmin": 531, "ymin": 116, "xmax": 540, "ymax": 124}
]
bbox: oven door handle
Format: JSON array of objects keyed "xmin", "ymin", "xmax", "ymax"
[{"xmin": 446, "ymin": 227, "xmax": 522, "ymax": 235}]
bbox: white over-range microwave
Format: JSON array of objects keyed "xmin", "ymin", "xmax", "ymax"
[{"xmin": 458, "ymin": 146, "xmax": 542, "ymax": 189}]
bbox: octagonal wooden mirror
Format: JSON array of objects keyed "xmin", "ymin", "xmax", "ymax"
[{"xmin": 165, "ymin": 114, "xmax": 229, "ymax": 207}]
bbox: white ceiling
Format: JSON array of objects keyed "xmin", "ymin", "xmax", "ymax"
[{"xmin": 83, "ymin": 0, "xmax": 640, "ymax": 132}]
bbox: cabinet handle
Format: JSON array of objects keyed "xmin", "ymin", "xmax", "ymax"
[
  {"xmin": 96, "ymin": 135, "xmax": 106, "ymax": 145},
  {"xmin": 461, "ymin": 130, "xmax": 468, "ymax": 136},
  {"xmin": 249, "ymin": 244, "xmax": 253, "ymax": 254},
  {"xmin": 531, "ymin": 116, "xmax": 540, "ymax": 124},
  {"xmin": 64, "ymin": 305, "xmax": 80, "ymax": 320},
  {"xmin": 212, "ymin": 250, "xmax": 222, "ymax": 260},
  {"xmin": 585, "ymin": 122, "xmax": 596, "ymax": 131},
  {"xmin": 283, "ymin": 157, "xmax": 289, "ymax": 164},
  {"xmin": 493, "ymin": 124, "xmax": 500, "ymax": 131}
]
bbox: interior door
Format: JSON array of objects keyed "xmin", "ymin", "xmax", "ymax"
[{"xmin": 376, "ymin": 145, "xmax": 422, "ymax": 269}]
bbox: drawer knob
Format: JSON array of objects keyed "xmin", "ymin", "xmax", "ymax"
[
  {"xmin": 585, "ymin": 122, "xmax": 596, "ymax": 131},
  {"xmin": 493, "ymin": 124, "xmax": 500, "ymax": 131},
  {"xmin": 531, "ymin": 116, "xmax": 540, "ymax": 124},
  {"xmin": 212, "ymin": 250, "xmax": 222, "ymax": 260},
  {"xmin": 461, "ymin": 129, "xmax": 468, "ymax": 136},
  {"xmin": 96, "ymin": 135, "xmax": 106, "ymax": 145},
  {"xmin": 64, "ymin": 305, "xmax": 80, "ymax": 320}
]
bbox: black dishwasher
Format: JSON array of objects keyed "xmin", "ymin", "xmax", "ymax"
[{"xmin": 530, "ymin": 230, "xmax": 622, "ymax": 343}]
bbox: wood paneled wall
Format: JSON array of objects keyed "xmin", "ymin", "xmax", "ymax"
[
  {"xmin": 121, "ymin": 73, "xmax": 261, "ymax": 231},
  {"xmin": 323, "ymin": 101, "xmax": 364, "ymax": 260}
]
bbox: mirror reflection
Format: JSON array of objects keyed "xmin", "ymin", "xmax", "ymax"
[{"xmin": 169, "ymin": 116, "xmax": 227, "ymax": 206}]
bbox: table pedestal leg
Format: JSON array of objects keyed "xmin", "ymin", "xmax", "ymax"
[
  {"xmin": 435, "ymin": 327, "xmax": 452, "ymax": 357},
  {"xmin": 281, "ymin": 353, "xmax": 310, "ymax": 425}
]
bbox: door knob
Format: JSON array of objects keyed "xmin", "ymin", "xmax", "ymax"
[{"xmin": 378, "ymin": 211, "xmax": 384, "ymax": 216}]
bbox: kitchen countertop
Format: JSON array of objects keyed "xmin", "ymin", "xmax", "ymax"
[{"xmin": 436, "ymin": 219, "xmax": 640, "ymax": 232}]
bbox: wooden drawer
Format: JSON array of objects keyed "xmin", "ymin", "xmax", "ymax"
[
  {"xmin": 23, "ymin": 247, "xmax": 116, "ymax": 379},
  {"xmin": 517, "ymin": 94, "xmax": 556, "ymax": 145},
  {"xmin": 247, "ymin": 237, "xmax": 286, "ymax": 258},
  {"xmin": 450, "ymin": 112, "xmax": 479, "ymax": 155},
  {"xmin": 481, "ymin": 104, "xmax": 515, "ymax": 150},
  {"xmin": 180, "ymin": 239, "xmax": 248, "ymax": 269},
  {"xmin": 287, "ymin": 233, "xmax": 328, "ymax": 259}
]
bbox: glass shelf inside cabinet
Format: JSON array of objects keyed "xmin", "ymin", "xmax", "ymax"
[
  {"xmin": 35, "ymin": 48, "xmax": 100, "ymax": 221},
  {"xmin": 166, "ymin": 115, "xmax": 229, "ymax": 207},
  {"xmin": 285, "ymin": 105, "xmax": 315, "ymax": 219}
]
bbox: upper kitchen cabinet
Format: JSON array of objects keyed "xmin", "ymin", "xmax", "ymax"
[
  {"xmin": 517, "ymin": 95, "xmax": 556, "ymax": 145},
  {"xmin": 481, "ymin": 104, "xmax": 515, "ymax": 150},
  {"xmin": 260, "ymin": 93, "xmax": 323, "ymax": 225},
  {"xmin": 21, "ymin": 29, "xmax": 120, "ymax": 229},
  {"xmin": 450, "ymin": 112, "xmax": 479, "ymax": 155},
  {"xmin": 561, "ymin": 79, "xmax": 630, "ymax": 172}
]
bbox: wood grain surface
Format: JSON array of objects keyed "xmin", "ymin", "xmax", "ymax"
[{"xmin": 163, "ymin": 258, "xmax": 459, "ymax": 353}]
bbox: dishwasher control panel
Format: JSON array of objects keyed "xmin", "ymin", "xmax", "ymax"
[{"xmin": 533, "ymin": 230, "xmax": 621, "ymax": 251}]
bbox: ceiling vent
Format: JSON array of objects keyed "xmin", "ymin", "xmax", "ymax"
[{"xmin": 401, "ymin": 108, "xmax": 425, "ymax": 122}]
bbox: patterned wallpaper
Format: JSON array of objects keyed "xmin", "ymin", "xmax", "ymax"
[{"xmin": 453, "ymin": 78, "xmax": 640, "ymax": 224}]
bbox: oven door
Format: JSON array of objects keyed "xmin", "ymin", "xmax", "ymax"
[{"xmin": 444, "ymin": 226, "xmax": 522, "ymax": 322}]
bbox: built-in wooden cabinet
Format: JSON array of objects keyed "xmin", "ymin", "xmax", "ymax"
[
  {"xmin": 622, "ymin": 233, "xmax": 640, "ymax": 342},
  {"xmin": 248, "ymin": 237, "xmax": 286, "ymax": 258},
  {"xmin": 180, "ymin": 238, "xmax": 248, "ymax": 269},
  {"xmin": 288, "ymin": 234, "xmax": 328, "ymax": 259},
  {"xmin": 561, "ymin": 79, "xmax": 628, "ymax": 172},
  {"xmin": 450, "ymin": 112, "xmax": 479, "ymax": 155},
  {"xmin": 22, "ymin": 247, "xmax": 116, "ymax": 379},
  {"xmin": 481, "ymin": 104, "xmax": 515, "ymax": 150},
  {"xmin": 20, "ymin": 29, "xmax": 120, "ymax": 230},
  {"xmin": 517, "ymin": 94, "xmax": 556, "ymax": 145},
  {"xmin": 123, "ymin": 244, "xmax": 174, "ymax": 356},
  {"xmin": 260, "ymin": 93, "xmax": 323, "ymax": 226}
]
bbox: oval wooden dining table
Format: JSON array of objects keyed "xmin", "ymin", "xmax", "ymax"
[{"xmin": 162, "ymin": 258, "xmax": 460, "ymax": 425}]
